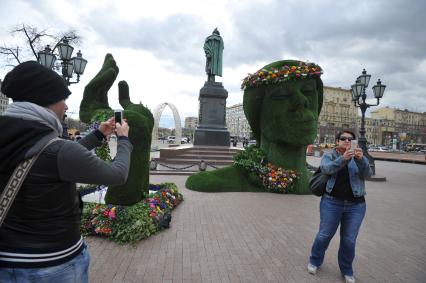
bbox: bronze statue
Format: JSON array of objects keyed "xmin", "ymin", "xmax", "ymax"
[{"xmin": 204, "ymin": 28, "xmax": 224, "ymax": 82}]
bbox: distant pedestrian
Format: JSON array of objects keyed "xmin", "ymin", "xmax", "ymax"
[
  {"xmin": 307, "ymin": 130, "xmax": 372, "ymax": 283},
  {"xmin": 243, "ymin": 138, "xmax": 248, "ymax": 147}
]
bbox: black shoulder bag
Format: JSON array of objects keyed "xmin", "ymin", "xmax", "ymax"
[{"xmin": 309, "ymin": 167, "xmax": 329, "ymax": 197}]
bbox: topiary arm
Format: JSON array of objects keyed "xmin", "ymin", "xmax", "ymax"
[
  {"xmin": 79, "ymin": 53, "xmax": 119, "ymax": 123},
  {"xmin": 104, "ymin": 80, "xmax": 154, "ymax": 205},
  {"xmin": 78, "ymin": 53, "xmax": 155, "ymax": 205}
]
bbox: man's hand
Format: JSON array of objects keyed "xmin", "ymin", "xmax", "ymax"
[
  {"xmin": 115, "ymin": 120, "xmax": 129, "ymax": 137},
  {"xmin": 98, "ymin": 117, "xmax": 116, "ymax": 137}
]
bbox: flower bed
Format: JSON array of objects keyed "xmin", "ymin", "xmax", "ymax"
[
  {"xmin": 234, "ymin": 145, "xmax": 298, "ymax": 193},
  {"xmin": 80, "ymin": 183, "xmax": 183, "ymax": 244}
]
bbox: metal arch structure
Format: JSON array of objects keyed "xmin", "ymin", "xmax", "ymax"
[{"xmin": 152, "ymin": 102, "xmax": 182, "ymax": 145}]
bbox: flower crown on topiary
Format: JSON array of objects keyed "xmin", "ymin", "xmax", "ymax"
[{"xmin": 241, "ymin": 61, "xmax": 323, "ymax": 90}]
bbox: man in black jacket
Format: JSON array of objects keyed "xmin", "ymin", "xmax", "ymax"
[{"xmin": 0, "ymin": 61, "xmax": 132, "ymax": 283}]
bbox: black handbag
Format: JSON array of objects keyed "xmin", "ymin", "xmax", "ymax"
[{"xmin": 309, "ymin": 167, "xmax": 329, "ymax": 196}]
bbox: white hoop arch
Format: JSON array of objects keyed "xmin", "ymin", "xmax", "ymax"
[{"xmin": 152, "ymin": 102, "xmax": 182, "ymax": 145}]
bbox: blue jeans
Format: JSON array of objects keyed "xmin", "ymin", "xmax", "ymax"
[
  {"xmin": 309, "ymin": 194, "xmax": 366, "ymax": 276},
  {"xmin": 0, "ymin": 244, "xmax": 90, "ymax": 283}
]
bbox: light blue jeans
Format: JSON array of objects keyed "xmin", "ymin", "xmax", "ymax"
[
  {"xmin": 309, "ymin": 194, "xmax": 366, "ymax": 276},
  {"xmin": 0, "ymin": 245, "xmax": 90, "ymax": 283}
]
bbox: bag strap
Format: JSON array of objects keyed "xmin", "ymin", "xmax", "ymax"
[{"xmin": 0, "ymin": 137, "xmax": 61, "ymax": 227}]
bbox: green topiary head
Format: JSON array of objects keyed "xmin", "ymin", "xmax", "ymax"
[{"xmin": 243, "ymin": 60, "xmax": 323, "ymax": 146}]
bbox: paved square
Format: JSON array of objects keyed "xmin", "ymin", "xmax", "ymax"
[{"xmin": 86, "ymin": 159, "xmax": 426, "ymax": 282}]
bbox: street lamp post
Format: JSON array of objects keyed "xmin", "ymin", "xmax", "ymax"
[
  {"xmin": 38, "ymin": 38, "xmax": 88, "ymax": 139},
  {"xmin": 351, "ymin": 69, "xmax": 386, "ymax": 176},
  {"xmin": 38, "ymin": 38, "xmax": 87, "ymax": 86},
  {"xmin": 237, "ymin": 117, "xmax": 240, "ymax": 141}
]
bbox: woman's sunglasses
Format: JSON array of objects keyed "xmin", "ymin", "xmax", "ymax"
[{"xmin": 339, "ymin": 137, "xmax": 353, "ymax": 141}]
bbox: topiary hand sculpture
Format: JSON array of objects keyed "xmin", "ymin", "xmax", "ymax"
[
  {"xmin": 186, "ymin": 59, "xmax": 323, "ymax": 194},
  {"xmin": 80, "ymin": 54, "xmax": 154, "ymax": 205}
]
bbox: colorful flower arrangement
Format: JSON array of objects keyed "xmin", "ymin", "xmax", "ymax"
[
  {"xmin": 241, "ymin": 62, "xmax": 323, "ymax": 90},
  {"xmin": 258, "ymin": 163, "xmax": 298, "ymax": 194},
  {"xmin": 80, "ymin": 183, "xmax": 183, "ymax": 244},
  {"xmin": 234, "ymin": 145, "xmax": 298, "ymax": 193},
  {"xmin": 146, "ymin": 183, "xmax": 182, "ymax": 224}
]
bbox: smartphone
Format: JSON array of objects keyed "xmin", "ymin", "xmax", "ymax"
[
  {"xmin": 114, "ymin": 110, "xmax": 123, "ymax": 124},
  {"xmin": 351, "ymin": 139, "xmax": 358, "ymax": 149}
]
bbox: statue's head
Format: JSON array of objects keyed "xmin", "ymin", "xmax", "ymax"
[
  {"xmin": 213, "ymin": 28, "xmax": 220, "ymax": 35},
  {"xmin": 243, "ymin": 60, "xmax": 323, "ymax": 146}
]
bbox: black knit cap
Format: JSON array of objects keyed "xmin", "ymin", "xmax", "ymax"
[{"xmin": 1, "ymin": 61, "xmax": 71, "ymax": 106}]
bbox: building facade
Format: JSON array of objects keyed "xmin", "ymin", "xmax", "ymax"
[
  {"xmin": 184, "ymin": 117, "xmax": 198, "ymax": 129},
  {"xmin": 0, "ymin": 80, "xmax": 10, "ymax": 114},
  {"xmin": 371, "ymin": 107, "xmax": 426, "ymax": 145},
  {"xmin": 356, "ymin": 117, "xmax": 394, "ymax": 146},
  {"xmin": 225, "ymin": 103, "xmax": 251, "ymax": 139},
  {"xmin": 225, "ymin": 86, "xmax": 426, "ymax": 147},
  {"xmin": 318, "ymin": 86, "xmax": 358, "ymax": 144}
]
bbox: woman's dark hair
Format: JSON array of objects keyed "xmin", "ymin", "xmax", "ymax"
[{"xmin": 335, "ymin": 130, "xmax": 356, "ymax": 141}]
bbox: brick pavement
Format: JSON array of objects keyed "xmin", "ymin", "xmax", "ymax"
[{"xmin": 86, "ymin": 159, "xmax": 426, "ymax": 283}]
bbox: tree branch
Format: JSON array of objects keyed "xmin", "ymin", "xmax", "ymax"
[
  {"xmin": 0, "ymin": 46, "xmax": 21, "ymax": 64},
  {"xmin": 1, "ymin": 23, "xmax": 82, "ymax": 68},
  {"xmin": 15, "ymin": 24, "xmax": 53, "ymax": 60}
]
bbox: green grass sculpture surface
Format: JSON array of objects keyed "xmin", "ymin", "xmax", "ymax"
[
  {"xmin": 185, "ymin": 166, "xmax": 263, "ymax": 193},
  {"xmin": 79, "ymin": 54, "xmax": 154, "ymax": 205},
  {"xmin": 186, "ymin": 59, "xmax": 323, "ymax": 194}
]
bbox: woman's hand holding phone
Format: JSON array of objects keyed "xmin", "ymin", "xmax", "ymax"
[
  {"xmin": 343, "ymin": 149, "xmax": 355, "ymax": 160},
  {"xmin": 354, "ymin": 148, "xmax": 363, "ymax": 160}
]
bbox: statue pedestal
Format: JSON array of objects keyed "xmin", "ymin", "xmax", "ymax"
[{"xmin": 194, "ymin": 81, "xmax": 230, "ymax": 146}]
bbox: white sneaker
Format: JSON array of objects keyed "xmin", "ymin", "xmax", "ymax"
[
  {"xmin": 307, "ymin": 263, "xmax": 317, "ymax": 275},
  {"xmin": 344, "ymin": 275, "xmax": 355, "ymax": 283}
]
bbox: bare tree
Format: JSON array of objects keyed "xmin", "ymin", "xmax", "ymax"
[{"xmin": 0, "ymin": 23, "xmax": 81, "ymax": 68}]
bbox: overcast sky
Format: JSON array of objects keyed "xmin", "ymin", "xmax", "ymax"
[{"xmin": 1, "ymin": 0, "xmax": 425, "ymax": 128}]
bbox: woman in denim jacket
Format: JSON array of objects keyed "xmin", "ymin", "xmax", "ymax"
[{"xmin": 307, "ymin": 130, "xmax": 372, "ymax": 283}]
